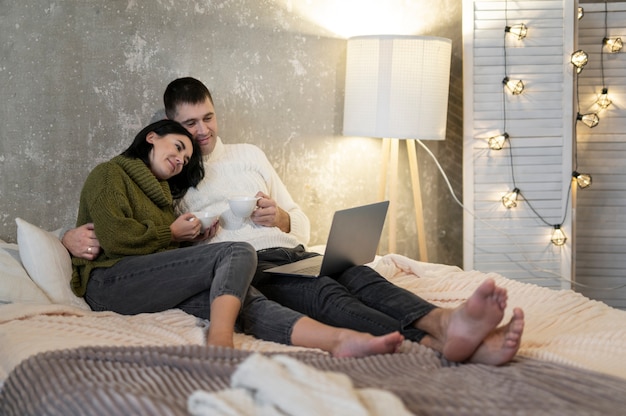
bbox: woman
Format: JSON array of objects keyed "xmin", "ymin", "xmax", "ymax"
[
  {"xmin": 71, "ymin": 119, "xmax": 404, "ymax": 357},
  {"xmin": 71, "ymin": 119, "xmax": 256, "ymax": 347}
]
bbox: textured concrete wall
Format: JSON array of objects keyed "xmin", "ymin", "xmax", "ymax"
[{"xmin": 0, "ymin": 0, "xmax": 462, "ymax": 266}]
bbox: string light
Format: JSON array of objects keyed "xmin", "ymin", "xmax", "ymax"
[
  {"xmin": 493, "ymin": 1, "xmax": 624, "ymax": 247},
  {"xmin": 569, "ymin": 4, "xmax": 600, "ymax": 204},
  {"xmin": 577, "ymin": 112, "xmax": 600, "ymax": 128},
  {"xmin": 502, "ymin": 188, "xmax": 520, "ymax": 209},
  {"xmin": 604, "ymin": 37, "xmax": 623, "ymax": 53},
  {"xmin": 488, "ymin": 132, "xmax": 509, "ymax": 150},
  {"xmin": 597, "ymin": 6, "xmax": 615, "ymax": 112},
  {"xmin": 492, "ymin": 0, "xmax": 615, "ymax": 247},
  {"xmin": 572, "ymin": 171, "xmax": 592, "ymax": 189},
  {"xmin": 571, "ymin": 50, "xmax": 589, "ymax": 73},
  {"xmin": 497, "ymin": 4, "xmax": 525, "ymax": 212},
  {"xmin": 505, "ymin": 24, "xmax": 528, "ymax": 40},
  {"xmin": 551, "ymin": 225, "xmax": 567, "ymax": 246},
  {"xmin": 502, "ymin": 77, "xmax": 524, "ymax": 95},
  {"xmin": 497, "ymin": 1, "xmax": 571, "ymax": 247},
  {"xmin": 596, "ymin": 88, "xmax": 612, "ymax": 109}
]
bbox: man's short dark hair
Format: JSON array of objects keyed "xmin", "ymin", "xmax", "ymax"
[{"xmin": 164, "ymin": 77, "xmax": 214, "ymax": 120}]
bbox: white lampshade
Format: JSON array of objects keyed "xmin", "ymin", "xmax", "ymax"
[{"xmin": 343, "ymin": 35, "xmax": 452, "ymax": 140}]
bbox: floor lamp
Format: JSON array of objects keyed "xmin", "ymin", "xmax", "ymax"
[{"xmin": 343, "ymin": 35, "xmax": 452, "ymax": 261}]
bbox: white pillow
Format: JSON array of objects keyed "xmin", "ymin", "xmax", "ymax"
[
  {"xmin": 16, "ymin": 218, "xmax": 90, "ymax": 310},
  {"xmin": 0, "ymin": 241, "xmax": 52, "ymax": 304}
]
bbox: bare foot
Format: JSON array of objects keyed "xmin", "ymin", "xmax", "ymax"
[
  {"xmin": 332, "ymin": 331, "xmax": 404, "ymax": 358},
  {"xmin": 469, "ymin": 307, "xmax": 524, "ymax": 365},
  {"xmin": 442, "ymin": 278, "xmax": 507, "ymax": 362}
]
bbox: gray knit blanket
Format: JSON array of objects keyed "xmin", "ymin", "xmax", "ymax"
[{"xmin": 1, "ymin": 344, "xmax": 625, "ymax": 415}]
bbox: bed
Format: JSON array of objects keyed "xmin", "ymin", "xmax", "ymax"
[{"xmin": 2, "ymin": 218, "xmax": 626, "ymax": 415}]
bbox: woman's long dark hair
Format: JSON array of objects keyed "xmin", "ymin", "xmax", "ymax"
[{"xmin": 122, "ymin": 119, "xmax": 204, "ymax": 199}]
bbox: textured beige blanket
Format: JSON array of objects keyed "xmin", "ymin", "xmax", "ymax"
[{"xmin": 1, "ymin": 253, "xmax": 625, "ymax": 384}]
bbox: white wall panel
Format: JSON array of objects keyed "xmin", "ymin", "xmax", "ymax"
[
  {"xmin": 463, "ymin": 0, "xmax": 575, "ymax": 289},
  {"xmin": 575, "ymin": 2, "xmax": 626, "ymax": 309}
]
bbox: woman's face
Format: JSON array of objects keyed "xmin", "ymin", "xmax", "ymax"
[{"xmin": 146, "ymin": 132, "xmax": 193, "ymax": 180}]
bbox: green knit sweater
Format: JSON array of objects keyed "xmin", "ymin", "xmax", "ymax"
[{"xmin": 71, "ymin": 155, "xmax": 180, "ymax": 297}]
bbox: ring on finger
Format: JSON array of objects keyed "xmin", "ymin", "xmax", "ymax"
[{"xmin": 87, "ymin": 246, "xmax": 92, "ymax": 253}]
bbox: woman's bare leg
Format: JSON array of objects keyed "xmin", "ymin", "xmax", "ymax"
[
  {"xmin": 207, "ymin": 294, "xmax": 241, "ymax": 348},
  {"xmin": 290, "ymin": 316, "xmax": 404, "ymax": 358}
]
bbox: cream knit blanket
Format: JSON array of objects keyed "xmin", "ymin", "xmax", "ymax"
[
  {"xmin": 188, "ymin": 353, "xmax": 412, "ymax": 416},
  {"xmin": 2, "ymin": 253, "xmax": 626, "ymax": 385}
]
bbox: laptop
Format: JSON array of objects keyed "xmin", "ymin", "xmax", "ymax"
[{"xmin": 264, "ymin": 201, "xmax": 389, "ymax": 278}]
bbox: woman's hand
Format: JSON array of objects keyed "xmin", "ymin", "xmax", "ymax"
[
  {"xmin": 190, "ymin": 217, "xmax": 220, "ymax": 242},
  {"xmin": 171, "ymin": 213, "xmax": 220, "ymax": 242},
  {"xmin": 170, "ymin": 213, "xmax": 202, "ymax": 242}
]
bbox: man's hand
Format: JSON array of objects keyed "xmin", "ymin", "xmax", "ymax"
[
  {"xmin": 250, "ymin": 192, "xmax": 291, "ymax": 233},
  {"xmin": 62, "ymin": 223, "xmax": 101, "ymax": 260}
]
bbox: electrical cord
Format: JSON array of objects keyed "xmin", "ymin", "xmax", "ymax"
[{"xmin": 415, "ymin": 138, "xmax": 626, "ymax": 291}]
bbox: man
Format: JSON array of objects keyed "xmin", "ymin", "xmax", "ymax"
[{"xmin": 65, "ymin": 77, "xmax": 524, "ymax": 364}]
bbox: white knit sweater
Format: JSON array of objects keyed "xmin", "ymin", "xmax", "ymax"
[{"xmin": 179, "ymin": 137, "xmax": 310, "ymax": 251}]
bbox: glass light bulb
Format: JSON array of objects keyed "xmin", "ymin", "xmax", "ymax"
[
  {"xmin": 605, "ymin": 37, "xmax": 623, "ymax": 53},
  {"xmin": 551, "ymin": 225, "xmax": 567, "ymax": 246},
  {"xmin": 505, "ymin": 24, "xmax": 528, "ymax": 40},
  {"xmin": 577, "ymin": 112, "xmax": 599, "ymax": 128},
  {"xmin": 502, "ymin": 188, "xmax": 520, "ymax": 209},
  {"xmin": 570, "ymin": 50, "xmax": 588, "ymax": 73},
  {"xmin": 503, "ymin": 77, "xmax": 524, "ymax": 95},
  {"xmin": 596, "ymin": 88, "xmax": 612, "ymax": 109},
  {"xmin": 575, "ymin": 172, "xmax": 592, "ymax": 189},
  {"xmin": 488, "ymin": 133, "xmax": 509, "ymax": 150}
]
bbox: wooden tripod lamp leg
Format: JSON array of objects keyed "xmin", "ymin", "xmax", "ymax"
[
  {"xmin": 378, "ymin": 138, "xmax": 399, "ymax": 254},
  {"xmin": 379, "ymin": 138, "xmax": 391, "ymax": 202},
  {"xmin": 388, "ymin": 139, "xmax": 399, "ymax": 254},
  {"xmin": 379, "ymin": 138, "xmax": 427, "ymax": 260},
  {"xmin": 407, "ymin": 139, "xmax": 428, "ymax": 262}
]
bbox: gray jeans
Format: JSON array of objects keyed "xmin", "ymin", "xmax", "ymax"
[
  {"xmin": 85, "ymin": 242, "xmax": 257, "ymax": 319},
  {"xmin": 85, "ymin": 241, "xmax": 306, "ymax": 345}
]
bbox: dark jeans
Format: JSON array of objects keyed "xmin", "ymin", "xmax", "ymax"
[{"xmin": 252, "ymin": 245, "xmax": 437, "ymax": 342}]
